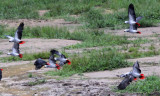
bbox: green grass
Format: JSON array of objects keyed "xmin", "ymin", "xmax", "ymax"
[
  {"xmin": 0, "ymin": 49, "xmax": 69, "ymax": 62},
  {"xmin": 84, "ymin": 8, "xmax": 107, "ymax": 28},
  {"xmin": 0, "ymin": 0, "xmax": 107, "ymax": 19},
  {"xmin": 45, "ymin": 0, "xmax": 160, "ymax": 28},
  {"xmin": 0, "ymin": 0, "xmax": 39, "ymax": 19},
  {"xmin": 99, "ymin": 0, "xmax": 160, "ymax": 28},
  {"xmin": 0, "ymin": 51, "xmax": 2, "ymax": 55},
  {"xmin": 124, "ymin": 49, "xmax": 160, "ymax": 59},
  {"xmin": 45, "ymin": 45, "xmax": 159, "ymax": 77},
  {"xmin": 75, "ymin": 0, "xmax": 160, "ymax": 29},
  {"xmin": 149, "ymin": 44, "xmax": 155, "ymax": 50},
  {"xmin": 45, "ymin": 48, "xmax": 129, "ymax": 77},
  {"xmin": 66, "ymin": 29, "xmax": 131, "ymax": 49},
  {"xmin": 0, "ymin": 0, "xmax": 159, "ymax": 80},
  {"xmin": 27, "ymin": 79, "xmax": 46, "ymax": 86},
  {"xmin": 0, "ymin": 51, "xmax": 50, "ymax": 62},
  {"xmin": 0, "ymin": 0, "xmax": 159, "ymax": 28},
  {"xmin": 1, "ymin": 26, "xmax": 134, "ymax": 49},
  {"xmin": 0, "ymin": 26, "xmax": 152, "ymax": 62},
  {"xmin": 128, "ymin": 47, "xmax": 139, "ymax": 53},
  {"xmin": 23, "ymin": 26, "xmax": 71, "ymax": 39},
  {"xmin": 65, "ymin": 32, "xmax": 150, "ymax": 49},
  {"xmin": 1, "ymin": 26, "xmax": 71, "ymax": 39},
  {"xmin": 131, "ymin": 38, "xmax": 151, "ymax": 46},
  {"xmin": 28, "ymin": 73, "xmax": 33, "ymax": 78},
  {"xmin": 66, "ymin": 33, "xmax": 130, "ymax": 49},
  {"xmin": 115, "ymin": 75, "xmax": 160, "ymax": 95}
]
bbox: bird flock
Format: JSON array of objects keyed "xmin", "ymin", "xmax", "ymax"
[
  {"xmin": 34, "ymin": 49, "xmax": 71, "ymax": 70},
  {"xmin": 0, "ymin": 3, "xmax": 147, "ymax": 90},
  {"xmin": 117, "ymin": 3, "xmax": 145, "ymax": 90}
]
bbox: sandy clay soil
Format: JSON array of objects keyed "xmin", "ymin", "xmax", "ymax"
[{"xmin": 0, "ymin": 19, "xmax": 160, "ymax": 96}]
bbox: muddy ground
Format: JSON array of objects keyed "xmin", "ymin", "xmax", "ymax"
[{"xmin": 0, "ymin": 19, "xmax": 160, "ymax": 96}]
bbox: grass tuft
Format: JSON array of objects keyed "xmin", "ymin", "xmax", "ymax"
[
  {"xmin": 115, "ymin": 75, "xmax": 160, "ymax": 95},
  {"xmin": 45, "ymin": 49, "xmax": 129, "ymax": 77},
  {"xmin": 0, "ymin": 51, "xmax": 50, "ymax": 62},
  {"xmin": 0, "ymin": 0, "xmax": 158, "ymax": 28},
  {"xmin": 28, "ymin": 73, "xmax": 33, "ymax": 78},
  {"xmin": 26, "ymin": 79, "xmax": 46, "ymax": 86},
  {"xmin": 1, "ymin": 26, "xmax": 71, "ymax": 39}
]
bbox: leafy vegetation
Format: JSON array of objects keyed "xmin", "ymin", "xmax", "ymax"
[
  {"xmin": 128, "ymin": 47, "xmax": 139, "ymax": 53},
  {"xmin": 28, "ymin": 73, "xmax": 33, "ymax": 78},
  {"xmin": 27, "ymin": 79, "xmax": 46, "ymax": 86},
  {"xmin": 0, "ymin": 1, "xmax": 159, "ymax": 95},
  {"xmin": 46, "ymin": 48, "xmax": 129, "ymax": 77},
  {"xmin": 1, "ymin": 26, "xmax": 132, "ymax": 48},
  {"xmin": 0, "ymin": 49, "xmax": 69, "ymax": 62},
  {"xmin": 124, "ymin": 48, "xmax": 160, "ymax": 59},
  {"xmin": 0, "ymin": 0, "xmax": 159, "ymax": 79},
  {"xmin": 1, "ymin": 26, "xmax": 70, "ymax": 39},
  {"xmin": 0, "ymin": 51, "xmax": 50, "ymax": 62},
  {"xmin": 115, "ymin": 76, "xmax": 160, "ymax": 95},
  {"xmin": 45, "ymin": 44, "xmax": 160, "ymax": 77},
  {"xmin": 65, "ymin": 29, "xmax": 130, "ymax": 49},
  {"xmin": 0, "ymin": 51, "xmax": 3, "ymax": 55},
  {"xmin": 0, "ymin": 0, "xmax": 159, "ymax": 28}
]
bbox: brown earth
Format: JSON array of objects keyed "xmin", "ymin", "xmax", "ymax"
[
  {"xmin": 0, "ymin": 38, "xmax": 81, "ymax": 58},
  {"xmin": 0, "ymin": 19, "xmax": 81, "ymax": 28},
  {"xmin": 105, "ymin": 26, "xmax": 160, "ymax": 37}
]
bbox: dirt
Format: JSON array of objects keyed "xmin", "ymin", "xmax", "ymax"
[
  {"xmin": 0, "ymin": 38, "xmax": 81, "ymax": 57},
  {"xmin": 3, "ymin": 76, "xmax": 110, "ymax": 96},
  {"xmin": 38, "ymin": 10, "xmax": 49, "ymax": 17},
  {"xmin": 0, "ymin": 19, "xmax": 81, "ymax": 34},
  {"xmin": 84, "ymin": 64, "xmax": 160, "ymax": 81},
  {"xmin": 0, "ymin": 19, "xmax": 160, "ymax": 96},
  {"xmin": 105, "ymin": 26, "xmax": 160, "ymax": 37}
]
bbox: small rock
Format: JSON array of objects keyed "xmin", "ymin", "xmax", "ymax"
[
  {"xmin": 62, "ymin": 83, "xmax": 72, "ymax": 86},
  {"xmin": 76, "ymin": 92, "xmax": 82, "ymax": 94}
]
